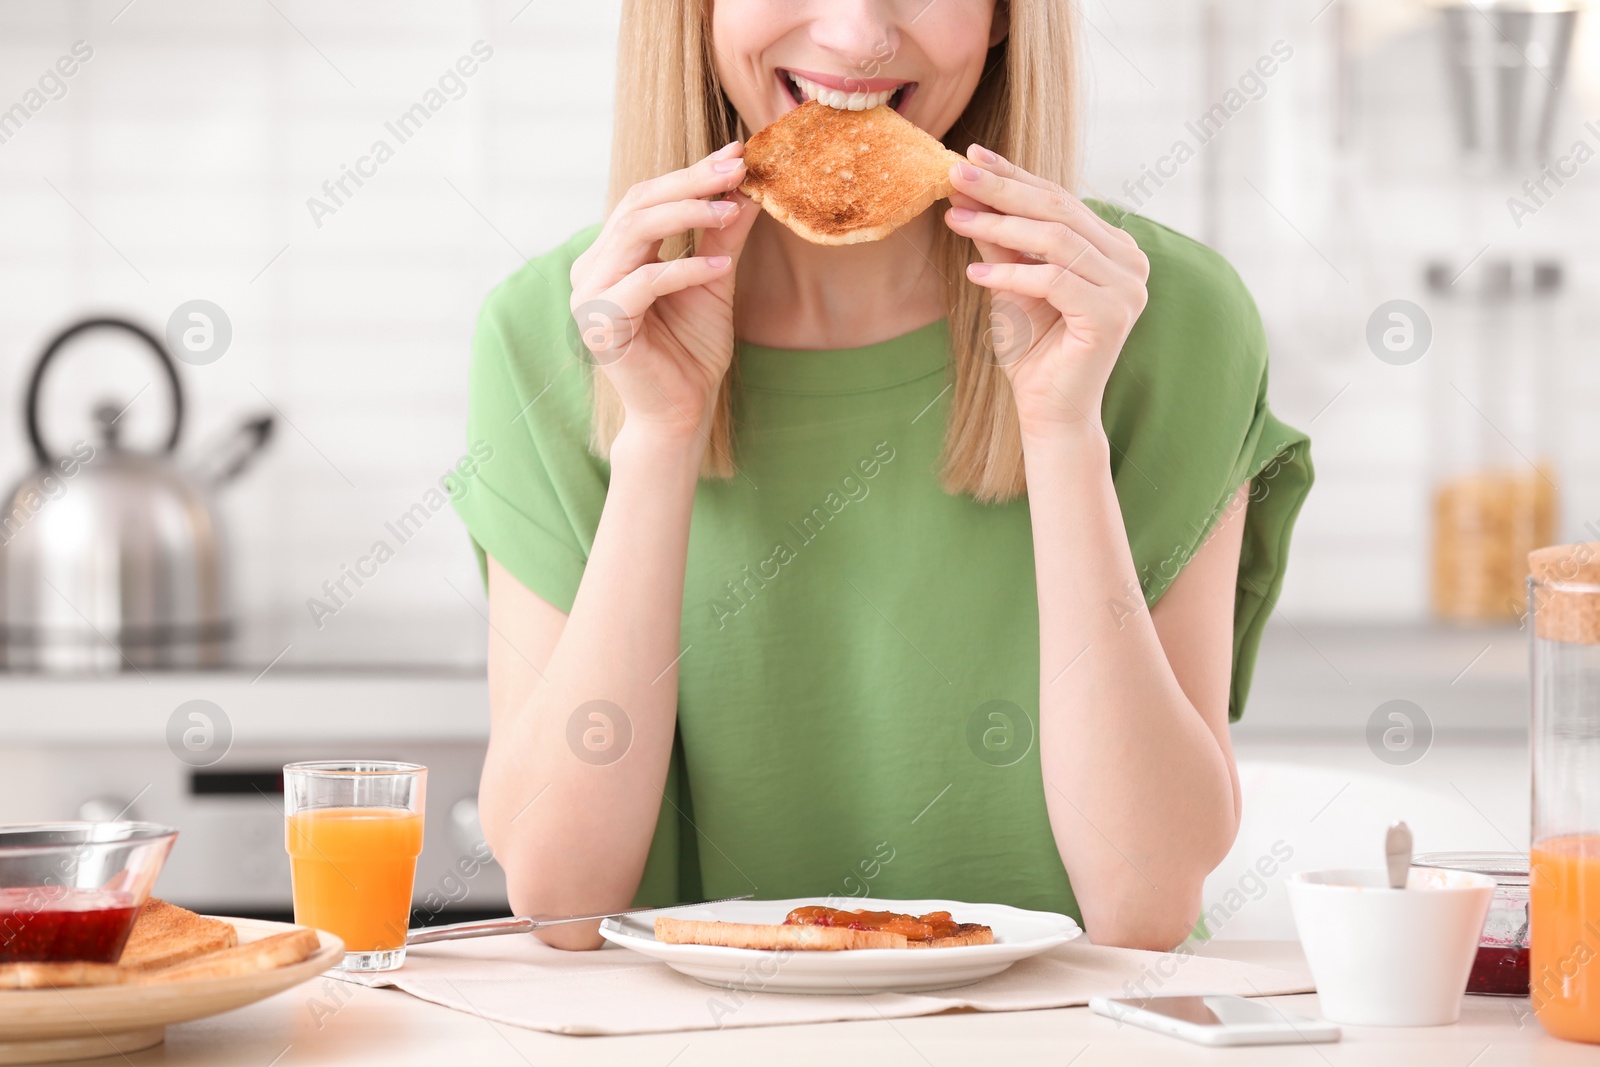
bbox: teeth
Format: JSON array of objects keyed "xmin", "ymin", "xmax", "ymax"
[{"xmin": 788, "ymin": 73, "xmax": 899, "ymax": 111}]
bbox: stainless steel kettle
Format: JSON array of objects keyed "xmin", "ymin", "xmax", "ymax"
[{"xmin": 0, "ymin": 316, "xmax": 273, "ymax": 672}]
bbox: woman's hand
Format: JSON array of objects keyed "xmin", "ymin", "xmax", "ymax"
[
  {"xmin": 942, "ymin": 145, "xmax": 1150, "ymax": 441},
  {"xmin": 569, "ymin": 141, "xmax": 760, "ymax": 442}
]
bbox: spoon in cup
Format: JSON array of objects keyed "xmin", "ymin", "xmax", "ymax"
[{"xmin": 1386, "ymin": 821, "xmax": 1413, "ymax": 889}]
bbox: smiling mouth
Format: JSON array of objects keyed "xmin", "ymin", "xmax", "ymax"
[{"xmin": 779, "ymin": 70, "xmax": 913, "ymax": 113}]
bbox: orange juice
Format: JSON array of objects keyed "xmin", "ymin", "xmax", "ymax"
[
  {"xmin": 1531, "ymin": 835, "xmax": 1600, "ymax": 1043},
  {"xmin": 286, "ymin": 807, "xmax": 424, "ymax": 951}
]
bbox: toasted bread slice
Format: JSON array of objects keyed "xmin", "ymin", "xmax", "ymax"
[
  {"xmin": 740, "ymin": 101, "xmax": 964, "ymax": 245},
  {"xmin": 0, "ymin": 902, "xmax": 315, "ymax": 990},
  {"xmin": 655, "ymin": 917, "xmax": 906, "ymax": 950},
  {"xmin": 905, "ymin": 923, "xmax": 994, "ymax": 949},
  {"xmin": 117, "ymin": 898, "xmax": 238, "ymax": 971},
  {"xmin": 0, "ymin": 961, "xmax": 127, "ymax": 989},
  {"xmin": 138, "ymin": 927, "xmax": 320, "ymax": 984}
]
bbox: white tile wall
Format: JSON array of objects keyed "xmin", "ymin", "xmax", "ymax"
[
  {"xmin": 1, "ymin": 0, "xmax": 1596, "ymax": 651},
  {"xmin": 0, "ymin": 0, "xmax": 619, "ymax": 660},
  {"xmin": 1078, "ymin": 0, "xmax": 1600, "ymax": 618}
]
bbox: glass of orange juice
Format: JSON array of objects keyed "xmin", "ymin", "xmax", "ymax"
[
  {"xmin": 284, "ymin": 761, "xmax": 426, "ymax": 972},
  {"xmin": 1527, "ymin": 549, "xmax": 1600, "ymax": 1043}
]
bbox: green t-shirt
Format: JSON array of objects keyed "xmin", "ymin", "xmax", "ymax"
[{"xmin": 453, "ymin": 207, "xmax": 1313, "ymax": 923}]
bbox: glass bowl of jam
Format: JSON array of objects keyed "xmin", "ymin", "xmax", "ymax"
[
  {"xmin": 0, "ymin": 822, "xmax": 177, "ymax": 964},
  {"xmin": 1414, "ymin": 851, "xmax": 1529, "ymax": 996}
]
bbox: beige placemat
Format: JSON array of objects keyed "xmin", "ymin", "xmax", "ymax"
[{"xmin": 328, "ymin": 938, "xmax": 1313, "ymax": 1036}]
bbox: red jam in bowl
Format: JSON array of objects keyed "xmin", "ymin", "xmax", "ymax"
[
  {"xmin": 1467, "ymin": 944, "xmax": 1531, "ymax": 996},
  {"xmin": 1415, "ymin": 852, "xmax": 1530, "ymax": 997},
  {"xmin": 0, "ymin": 886, "xmax": 140, "ymax": 963}
]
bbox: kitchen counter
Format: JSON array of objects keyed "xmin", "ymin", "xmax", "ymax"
[
  {"xmin": 52, "ymin": 942, "xmax": 1586, "ymax": 1066},
  {"xmin": 1239, "ymin": 619, "xmax": 1527, "ymax": 735},
  {"xmin": 0, "ymin": 611, "xmax": 489, "ymax": 743},
  {"xmin": 0, "ymin": 671, "xmax": 488, "ymax": 744}
]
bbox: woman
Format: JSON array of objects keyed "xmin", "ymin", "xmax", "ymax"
[{"xmin": 454, "ymin": 0, "xmax": 1312, "ymax": 951}]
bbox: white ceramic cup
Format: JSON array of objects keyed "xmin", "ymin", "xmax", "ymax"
[{"xmin": 1287, "ymin": 867, "xmax": 1495, "ymax": 1027}]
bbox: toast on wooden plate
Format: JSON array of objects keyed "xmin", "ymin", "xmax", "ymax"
[
  {"xmin": 656, "ymin": 906, "xmax": 995, "ymax": 951},
  {"xmin": 0, "ymin": 960, "xmax": 127, "ymax": 989},
  {"xmin": 117, "ymin": 897, "xmax": 239, "ymax": 971},
  {"xmin": 0, "ymin": 899, "xmax": 318, "ymax": 989},
  {"xmin": 138, "ymin": 927, "xmax": 320, "ymax": 984},
  {"xmin": 739, "ymin": 101, "xmax": 965, "ymax": 245}
]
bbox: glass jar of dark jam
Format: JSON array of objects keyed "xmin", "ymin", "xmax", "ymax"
[{"xmin": 1414, "ymin": 852, "xmax": 1529, "ymax": 996}]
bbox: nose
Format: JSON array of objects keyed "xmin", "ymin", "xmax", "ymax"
[{"xmin": 806, "ymin": 0, "xmax": 902, "ymax": 77}]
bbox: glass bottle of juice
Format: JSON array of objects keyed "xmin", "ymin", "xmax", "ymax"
[{"xmin": 1528, "ymin": 545, "xmax": 1600, "ymax": 1043}]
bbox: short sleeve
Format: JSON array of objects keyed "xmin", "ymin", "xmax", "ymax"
[
  {"xmin": 452, "ymin": 225, "xmax": 606, "ymax": 613},
  {"xmin": 1095, "ymin": 206, "xmax": 1314, "ymax": 722}
]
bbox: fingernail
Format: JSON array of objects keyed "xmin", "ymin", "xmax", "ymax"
[
  {"xmin": 713, "ymin": 158, "xmax": 744, "ymax": 174},
  {"xmin": 968, "ymin": 262, "xmax": 993, "ymax": 278},
  {"xmin": 958, "ymin": 163, "xmax": 983, "ymax": 183},
  {"xmin": 711, "ymin": 199, "xmax": 737, "ymax": 215},
  {"xmin": 948, "ymin": 206, "xmax": 977, "ymax": 222},
  {"xmin": 713, "ymin": 140, "xmax": 740, "ymax": 159},
  {"xmin": 971, "ymin": 144, "xmax": 998, "ymax": 165},
  {"xmin": 708, "ymin": 255, "xmax": 732, "ymax": 268}
]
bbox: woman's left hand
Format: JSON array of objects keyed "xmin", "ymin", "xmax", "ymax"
[{"xmin": 943, "ymin": 145, "xmax": 1150, "ymax": 441}]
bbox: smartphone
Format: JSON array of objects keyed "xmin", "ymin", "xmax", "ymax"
[{"xmin": 1089, "ymin": 994, "xmax": 1341, "ymax": 1047}]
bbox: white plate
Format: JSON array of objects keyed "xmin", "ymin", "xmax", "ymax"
[{"xmin": 599, "ymin": 897, "xmax": 1081, "ymax": 994}]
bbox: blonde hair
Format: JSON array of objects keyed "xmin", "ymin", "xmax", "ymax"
[{"xmin": 597, "ymin": 0, "xmax": 1079, "ymax": 502}]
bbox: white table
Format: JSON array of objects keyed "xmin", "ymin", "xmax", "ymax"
[{"xmin": 68, "ymin": 942, "xmax": 1592, "ymax": 1066}]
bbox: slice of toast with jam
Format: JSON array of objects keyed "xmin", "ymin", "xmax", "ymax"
[{"xmin": 656, "ymin": 905, "xmax": 995, "ymax": 950}]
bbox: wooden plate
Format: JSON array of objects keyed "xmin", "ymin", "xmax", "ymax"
[{"xmin": 0, "ymin": 916, "xmax": 343, "ymax": 1064}]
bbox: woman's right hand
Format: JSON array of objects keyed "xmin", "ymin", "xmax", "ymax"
[{"xmin": 569, "ymin": 142, "xmax": 759, "ymax": 442}]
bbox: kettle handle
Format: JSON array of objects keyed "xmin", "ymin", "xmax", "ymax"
[{"xmin": 25, "ymin": 316, "xmax": 184, "ymax": 466}]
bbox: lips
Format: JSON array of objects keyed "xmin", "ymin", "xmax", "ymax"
[{"xmin": 778, "ymin": 68, "xmax": 914, "ymax": 113}]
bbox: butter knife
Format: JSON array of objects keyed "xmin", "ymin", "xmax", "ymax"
[{"xmin": 405, "ymin": 893, "xmax": 754, "ymax": 946}]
